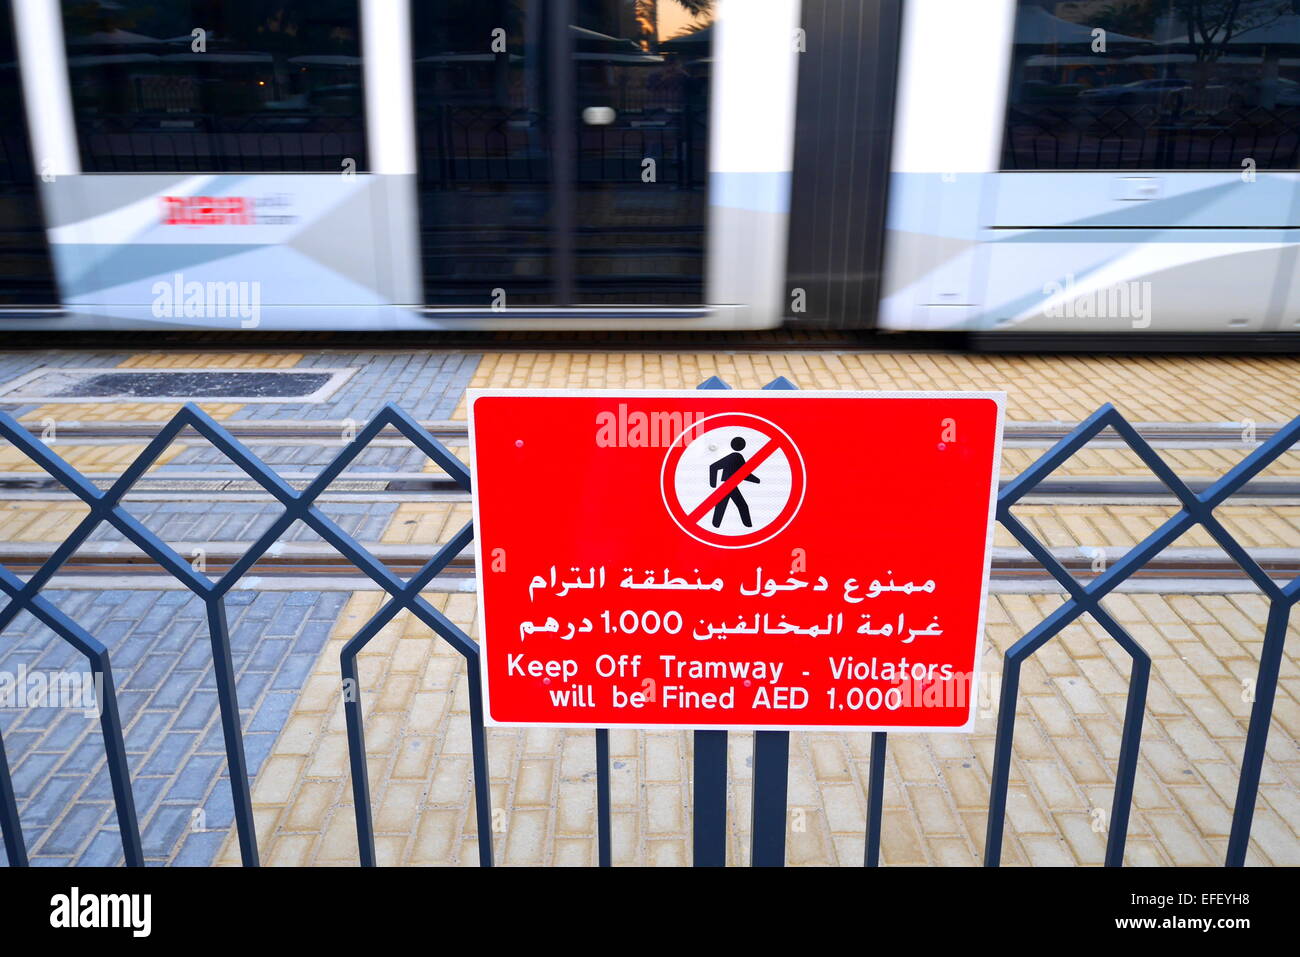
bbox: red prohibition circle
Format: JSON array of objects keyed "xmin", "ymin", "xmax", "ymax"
[{"xmin": 659, "ymin": 412, "xmax": 806, "ymax": 549}]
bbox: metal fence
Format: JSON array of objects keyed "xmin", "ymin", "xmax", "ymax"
[
  {"xmin": 77, "ymin": 112, "xmax": 368, "ymax": 173},
  {"xmin": 1003, "ymin": 104, "xmax": 1300, "ymax": 170},
  {"xmin": 0, "ymin": 378, "xmax": 1296, "ymax": 867},
  {"xmin": 416, "ymin": 105, "xmax": 706, "ymax": 187}
]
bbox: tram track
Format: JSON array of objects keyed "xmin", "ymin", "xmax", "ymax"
[
  {"xmin": 1, "ymin": 473, "xmax": 1297, "ymax": 504},
  {"xmin": 1, "ymin": 543, "xmax": 1296, "ymax": 590},
  {"xmin": 2, "ymin": 419, "xmax": 1294, "ymax": 589},
  {"xmin": 1, "ymin": 420, "xmax": 1295, "ymax": 504},
  {"xmin": 8, "ymin": 419, "xmax": 1288, "ymax": 448}
]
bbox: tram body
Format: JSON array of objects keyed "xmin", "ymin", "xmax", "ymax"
[{"xmin": 0, "ymin": 0, "xmax": 1297, "ymax": 339}]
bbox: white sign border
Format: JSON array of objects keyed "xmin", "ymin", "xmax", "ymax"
[{"xmin": 467, "ymin": 388, "xmax": 1007, "ymax": 735}]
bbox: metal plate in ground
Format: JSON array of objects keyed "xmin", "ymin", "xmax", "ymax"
[{"xmin": 0, "ymin": 367, "xmax": 357, "ymax": 403}]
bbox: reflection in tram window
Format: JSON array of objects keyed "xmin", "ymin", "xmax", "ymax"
[
  {"xmin": 413, "ymin": 0, "xmax": 552, "ymax": 305},
  {"xmin": 0, "ymin": 0, "xmax": 58, "ymax": 303},
  {"xmin": 572, "ymin": 0, "xmax": 711, "ymax": 304},
  {"xmin": 1002, "ymin": 0, "xmax": 1300, "ymax": 170},
  {"xmin": 60, "ymin": 0, "xmax": 366, "ymax": 173},
  {"xmin": 413, "ymin": 0, "xmax": 712, "ymax": 307}
]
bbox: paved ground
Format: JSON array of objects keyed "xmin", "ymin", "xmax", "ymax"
[
  {"xmin": 0, "ymin": 345, "xmax": 1296, "ymax": 866},
  {"xmin": 1, "ymin": 350, "xmax": 476, "ymax": 423},
  {"xmin": 460, "ymin": 351, "xmax": 1300, "ymax": 423},
  {"xmin": 211, "ymin": 590, "xmax": 1299, "ymax": 867},
  {"xmin": 0, "ymin": 589, "xmax": 346, "ymax": 865},
  {"xmin": 0, "ymin": 347, "xmax": 1295, "ymax": 425}
]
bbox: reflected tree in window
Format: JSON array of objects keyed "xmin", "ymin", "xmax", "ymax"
[
  {"xmin": 632, "ymin": 0, "xmax": 713, "ymax": 51},
  {"xmin": 1003, "ymin": 0, "xmax": 1300, "ymax": 169}
]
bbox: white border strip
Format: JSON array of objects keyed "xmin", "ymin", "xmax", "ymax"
[
  {"xmin": 707, "ymin": 0, "xmax": 801, "ymax": 327},
  {"xmin": 360, "ymin": 0, "xmax": 417, "ymax": 175},
  {"xmin": 891, "ymin": 0, "xmax": 1016, "ymax": 173},
  {"xmin": 11, "ymin": 0, "xmax": 79, "ymax": 177},
  {"xmin": 710, "ymin": 0, "xmax": 801, "ymax": 175}
]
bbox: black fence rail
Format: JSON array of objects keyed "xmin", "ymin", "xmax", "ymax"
[
  {"xmin": 1004, "ymin": 104, "xmax": 1300, "ymax": 170},
  {"xmin": 76, "ymin": 112, "xmax": 368, "ymax": 174},
  {"xmin": 416, "ymin": 105, "xmax": 705, "ymax": 187},
  {"xmin": 0, "ymin": 382, "xmax": 1296, "ymax": 867}
]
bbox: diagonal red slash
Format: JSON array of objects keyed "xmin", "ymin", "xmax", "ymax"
[{"xmin": 686, "ymin": 437, "xmax": 782, "ymax": 524}]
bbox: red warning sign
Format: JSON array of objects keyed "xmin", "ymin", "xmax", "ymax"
[{"xmin": 468, "ymin": 390, "xmax": 1005, "ymax": 732}]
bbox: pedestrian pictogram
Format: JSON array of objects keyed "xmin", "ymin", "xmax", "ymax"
[
  {"xmin": 711, "ymin": 439, "xmax": 757, "ymax": 523},
  {"xmin": 660, "ymin": 413, "xmax": 806, "ymax": 549}
]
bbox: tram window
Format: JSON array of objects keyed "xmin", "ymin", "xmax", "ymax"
[
  {"xmin": 412, "ymin": 0, "xmax": 553, "ymax": 305},
  {"xmin": 570, "ymin": 0, "xmax": 711, "ymax": 304},
  {"xmin": 60, "ymin": 0, "xmax": 366, "ymax": 173},
  {"xmin": 412, "ymin": 0, "xmax": 712, "ymax": 307},
  {"xmin": 0, "ymin": 0, "xmax": 59, "ymax": 303},
  {"xmin": 1001, "ymin": 0, "xmax": 1300, "ymax": 171}
]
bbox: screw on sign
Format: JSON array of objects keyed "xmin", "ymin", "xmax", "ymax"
[{"xmin": 468, "ymin": 389, "xmax": 1006, "ymax": 733}]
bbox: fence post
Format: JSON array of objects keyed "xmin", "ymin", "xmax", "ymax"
[
  {"xmin": 748, "ymin": 375, "xmax": 798, "ymax": 867},
  {"xmin": 692, "ymin": 375, "xmax": 799, "ymax": 867},
  {"xmin": 1227, "ymin": 595, "xmax": 1297, "ymax": 865},
  {"xmin": 864, "ymin": 732, "xmax": 887, "ymax": 867},
  {"xmin": 693, "ymin": 375, "xmax": 732, "ymax": 866},
  {"xmin": 465, "ymin": 653, "xmax": 495, "ymax": 867},
  {"xmin": 0, "ymin": 726, "xmax": 26, "ymax": 865},
  {"xmin": 91, "ymin": 650, "xmax": 144, "ymax": 866},
  {"xmin": 204, "ymin": 596, "xmax": 259, "ymax": 866},
  {"xmin": 595, "ymin": 728, "xmax": 612, "ymax": 866}
]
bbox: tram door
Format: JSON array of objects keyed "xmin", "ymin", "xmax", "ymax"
[{"xmin": 412, "ymin": 0, "xmax": 711, "ymax": 309}]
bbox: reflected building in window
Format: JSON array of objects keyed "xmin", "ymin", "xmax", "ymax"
[
  {"xmin": 60, "ymin": 0, "xmax": 367, "ymax": 173},
  {"xmin": 413, "ymin": 0, "xmax": 713, "ymax": 306}
]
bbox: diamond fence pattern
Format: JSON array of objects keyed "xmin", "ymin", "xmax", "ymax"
[{"xmin": 0, "ymin": 388, "xmax": 1296, "ymax": 867}]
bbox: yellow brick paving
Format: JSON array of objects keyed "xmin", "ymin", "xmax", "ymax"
[
  {"xmin": 421, "ymin": 448, "xmax": 471, "ymax": 472},
  {"xmin": 10, "ymin": 351, "xmax": 294, "ymax": 421},
  {"xmin": 998, "ymin": 505, "xmax": 1300, "ymax": 551},
  {"xmin": 457, "ymin": 352, "xmax": 1300, "ymax": 424},
  {"xmin": 0, "ymin": 442, "xmax": 187, "ymax": 474},
  {"xmin": 18, "ymin": 402, "xmax": 242, "ymax": 423},
  {"xmin": 0, "ymin": 502, "xmax": 92, "ymax": 543},
  {"xmin": 0, "ymin": 442, "xmax": 193, "ymax": 544},
  {"xmin": 217, "ymin": 591, "xmax": 1299, "ymax": 867},
  {"xmin": 220, "ymin": 349, "xmax": 1299, "ymax": 867},
  {"xmin": 115, "ymin": 352, "xmax": 305, "ymax": 369},
  {"xmin": 1000, "ymin": 446, "xmax": 1300, "ymax": 478},
  {"xmin": 380, "ymin": 502, "xmax": 474, "ymax": 545},
  {"xmin": 5, "ymin": 498, "xmax": 1295, "ymax": 558}
]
